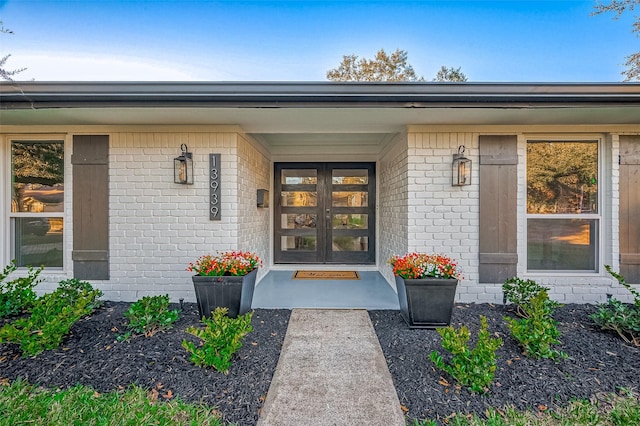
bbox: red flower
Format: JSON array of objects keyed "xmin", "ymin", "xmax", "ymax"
[
  {"xmin": 389, "ymin": 252, "xmax": 462, "ymax": 279},
  {"xmin": 187, "ymin": 251, "xmax": 262, "ymax": 276}
]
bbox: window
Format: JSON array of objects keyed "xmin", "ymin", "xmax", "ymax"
[
  {"xmin": 526, "ymin": 140, "xmax": 599, "ymax": 271},
  {"xmin": 10, "ymin": 140, "xmax": 64, "ymax": 268}
]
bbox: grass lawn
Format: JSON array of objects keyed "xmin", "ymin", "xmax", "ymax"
[{"xmin": 0, "ymin": 380, "xmax": 225, "ymax": 426}]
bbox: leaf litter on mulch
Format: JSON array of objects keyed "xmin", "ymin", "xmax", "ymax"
[
  {"xmin": 0, "ymin": 302, "xmax": 290, "ymax": 426},
  {"xmin": 1, "ymin": 301, "xmax": 638, "ymax": 425},
  {"xmin": 369, "ymin": 303, "xmax": 640, "ymax": 424}
]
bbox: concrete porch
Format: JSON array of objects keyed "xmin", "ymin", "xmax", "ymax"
[{"xmin": 252, "ymin": 271, "xmax": 399, "ymax": 310}]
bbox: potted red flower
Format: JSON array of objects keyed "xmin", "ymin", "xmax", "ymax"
[
  {"xmin": 187, "ymin": 251, "xmax": 262, "ymax": 319},
  {"xmin": 389, "ymin": 253, "xmax": 462, "ymax": 328}
]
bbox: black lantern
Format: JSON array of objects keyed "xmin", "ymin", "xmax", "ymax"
[
  {"xmin": 452, "ymin": 145, "xmax": 471, "ymax": 186},
  {"xmin": 174, "ymin": 144, "xmax": 193, "ymax": 185}
]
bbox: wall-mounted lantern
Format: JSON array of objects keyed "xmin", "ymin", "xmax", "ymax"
[
  {"xmin": 452, "ymin": 145, "xmax": 471, "ymax": 186},
  {"xmin": 174, "ymin": 144, "xmax": 194, "ymax": 185}
]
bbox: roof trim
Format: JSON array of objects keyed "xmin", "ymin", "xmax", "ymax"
[{"xmin": 2, "ymin": 81, "xmax": 640, "ymax": 110}]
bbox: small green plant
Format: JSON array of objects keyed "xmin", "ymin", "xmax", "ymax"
[
  {"xmin": 122, "ymin": 294, "xmax": 180, "ymax": 338},
  {"xmin": 430, "ymin": 315, "xmax": 503, "ymax": 393},
  {"xmin": 502, "ymin": 277, "xmax": 559, "ymax": 318},
  {"xmin": 182, "ymin": 307, "xmax": 253, "ymax": 374},
  {"xmin": 591, "ymin": 265, "xmax": 640, "ymax": 346},
  {"xmin": 0, "ymin": 261, "xmax": 42, "ymax": 319},
  {"xmin": 504, "ymin": 290, "xmax": 566, "ymax": 359},
  {"xmin": 0, "ymin": 280, "xmax": 102, "ymax": 357}
]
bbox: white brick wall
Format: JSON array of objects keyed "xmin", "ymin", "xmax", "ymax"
[
  {"xmin": 237, "ymin": 134, "xmax": 271, "ymax": 280},
  {"xmin": 405, "ymin": 132, "xmax": 479, "ymax": 302},
  {"xmin": 379, "ymin": 133, "xmax": 409, "ymax": 286}
]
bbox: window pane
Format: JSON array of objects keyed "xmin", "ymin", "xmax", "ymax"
[
  {"xmin": 332, "ymin": 169, "xmax": 368, "ymax": 184},
  {"xmin": 527, "ymin": 219, "xmax": 597, "ymax": 271},
  {"xmin": 332, "ymin": 214, "xmax": 368, "ymax": 229},
  {"xmin": 13, "ymin": 217, "xmax": 64, "ymax": 267},
  {"xmin": 281, "ymin": 169, "xmax": 317, "ymax": 184},
  {"xmin": 332, "ymin": 236, "xmax": 368, "ymax": 252},
  {"xmin": 281, "ymin": 214, "xmax": 317, "ymax": 229},
  {"xmin": 281, "ymin": 192, "xmax": 317, "ymax": 207},
  {"xmin": 527, "ymin": 141, "xmax": 598, "ymax": 214},
  {"xmin": 332, "ymin": 191, "xmax": 368, "ymax": 207},
  {"xmin": 281, "ymin": 236, "xmax": 316, "ymax": 251},
  {"xmin": 12, "ymin": 141, "xmax": 65, "ymax": 213}
]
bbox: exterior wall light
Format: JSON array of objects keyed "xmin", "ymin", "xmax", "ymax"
[
  {"xmin": 174, "ymin": 144, "xmax": 194, "ymax": 185},
  {"xmin": 452, "ymin": 145, "xmax": 471, "ymax": 186}
]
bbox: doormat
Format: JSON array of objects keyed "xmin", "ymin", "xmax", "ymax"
[{"xmin": 292, "ymin": 271, "xmax": 360, "ymax": 280}]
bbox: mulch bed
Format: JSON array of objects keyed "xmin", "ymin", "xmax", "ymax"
[
  {"xmin": 1, "ymin": 301, "xmax": 638, "ymax": 425},
  {"xmin": 370, "ymin": 303, "xmax": 640, "ymax": 424},
  {"xmin": 0, "ymin": 302, "xmax": 290, "ymax": 426}
]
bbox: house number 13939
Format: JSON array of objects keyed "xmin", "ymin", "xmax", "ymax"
[{"xmin": 209, "ymin": 154, "xmax": 221, "ymax": 220}]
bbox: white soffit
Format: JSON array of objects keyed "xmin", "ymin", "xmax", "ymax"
[{"xmin": 1, "ymin": 106, "xmax": 639, "ymax": 131}]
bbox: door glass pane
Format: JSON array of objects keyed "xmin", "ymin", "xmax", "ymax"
[
  {"xmin": 281, "ymin": 169, "xmax": 317, "ymax": 184},
  {"xmin": 527, "ymin": 219, "xmax": 597, "ymax": 271},
  {"xmin": 332, "ymin": 192, "xmax": 368, "ymax": 207},
  {"xmin": 281, "ymin": 192, "xmax": 317, "ymax": 207},
  {"xmin": 332, "ymin": 169, "xmax": 368, "ymax": 184},
  {"xmin": 13, "ymin": 217, "xmax": 64, "ymax": 267},
  {"xmin": 527, "ymin": 141, "xmax": 598, "ymax": 214},
  {"xmin": 332, "ymin": 236, "xmax": 368, "ymax": 252},
  {"xmin": 281, "ymin": 236, "xmax": 316, "ymax": 251},
  {"xmin": 281, "ymin": 214, "xmax": 317, "ymax": 229},
  {"xmin": 332, "ymin": 214, "xmax": 368, "ymax": 229},
  {"xmin": 11, "ymin": 141, "xmax": 65, "ymax": 213}
]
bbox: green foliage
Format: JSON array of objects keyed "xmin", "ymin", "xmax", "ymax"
[
  {"xmin": 0, "ymin": 379, "xmax": 224, "ymax": 426},
  {"xmin": 182, "ymin": 307, "xmax": 253, "ymax": 374},
  {"xmin": 504, "ymin": 290, "xmax": 566, "ymax": 360},
  {"xmin": 0, "ymin": 280, "xmax": 102, "ymax": 357},
  {"xmin": 591, "ymin": 265, "xmax": 640, "ymax": 346},
  {"xmin": 433, "ymin": 66, "xmax": 468, "ymax": 82},
  {"xmin": 503, "ymin": 277, "xmax": 559, "ymax": 318},
  {"xmin": 0, "ymin": 261, "xmax": 41, "ymax": 319},
  {"xmin": 326, "ymin": 48, "xmax": 424, "ymax": 82},
  {"xmin": 123, "ymin": 294, "xmax": 180, "ymax": 338},
  {"xmin": 430, "ymin": 316, "xmax": 503, "ymax": 393}
]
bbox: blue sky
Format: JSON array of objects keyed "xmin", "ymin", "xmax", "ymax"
[{"xmin": 0, "ymin": 0, "xmax": 636, "ymax": 82}]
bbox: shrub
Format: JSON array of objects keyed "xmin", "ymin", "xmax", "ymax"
[
  {"xmin": 430, "ymin": 315, "xmax": 503, "ymax": 393},
  {"xmin": 502, "ymin": 277, "xmax": 559, "ymax": 318},
  {"xmin": 591, "ymin": 266, "xmax": 640, "ymax": 346},
  {"xmin": 182, "ymin": 307, "xmax": 253, "ymax": 374},
  {"xmin": 123, "ymin": 294, "xmax": 180, "ymax": 338},
  {"xmin": 504, "ymin": 290, "xmax": 566, "ymax": 359},
  {"xmin": 0, "ymin": 261, "xmax": 42, "ymax": 319},
  {"xmin": 0, "ymin": 280, "xmax": 102, "ymax": 357}
]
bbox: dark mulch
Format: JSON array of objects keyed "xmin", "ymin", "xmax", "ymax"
[
  {"xmin": 0, "ymin": 302, "xmax": 290, "ymax": 426},
  {"xmin": 2, "ymin": 301, "xmax": 638, "ymax": 425},
  {"xmin": 370, "ymin": 303, "xmax": 640, "ymax": 424}
]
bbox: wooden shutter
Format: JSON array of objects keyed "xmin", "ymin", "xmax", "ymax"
[
  {"xmin": 620, "ymin": 135, "xmax": 640, "ymax": 284},
  {"xmin": 479, "ymin": 135, "xmax": 518, "ymax": 283},
  {"xmin": 72, "ymin": 135, "xmax": 109, "ymax": 280}
]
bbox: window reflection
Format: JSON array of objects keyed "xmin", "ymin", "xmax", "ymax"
[
  {"xmin": 281, "ymin": 192, "xmax": 317, "ymax": 207},
  {"xmin": 11, "ymin": 141, "xmax": 65, "ymax": 213},
  {"xmin": 527, "ymin": 142, "xmax": 598, "ymax": 214},
  {"xmin": 527, "ymin": 219, "xmax": 597, "ymax": 271},
  {"xmin": 332, "ymin": 192, "xmax": 367, "ymax": 207}
]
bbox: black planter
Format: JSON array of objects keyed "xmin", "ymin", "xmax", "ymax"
[
  {"xmin": 191, "ymin": 268, "xmax": 257, "ymax": 319},
  {"xmin": 395, "ymin": 276, "xmax": 458, "ymax": 328}
]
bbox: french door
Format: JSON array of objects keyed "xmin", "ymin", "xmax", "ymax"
[{"xmin": 274, "ymin": 162, "xmax": 375, "ymax": 264}]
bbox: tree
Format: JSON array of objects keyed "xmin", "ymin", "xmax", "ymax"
[
  {"xmin": 592, "ymin": 0, "xmax": 640, "ymax": 81},
  {"xmin": 433, "ymin": 66, "xmax": 468, "ymax": 82},
  {"xmin": 1, "ymin": 21, "xmax": 26, "ymax": 81},
  {"xmin": 326, "ymin": 48, "xmax": 424, "ymax": 82}
]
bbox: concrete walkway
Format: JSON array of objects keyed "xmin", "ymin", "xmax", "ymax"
[{"xmin": 257, "ymin": 309, "xmax": 405, "ymax": 426}]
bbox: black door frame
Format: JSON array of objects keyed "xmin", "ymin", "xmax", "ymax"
[{"xmin": 274, "ymin": 162, "xmax": 376, "ymax": 264}]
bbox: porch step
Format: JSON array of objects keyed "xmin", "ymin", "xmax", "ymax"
[{"xmin": 257, "ymin": 309, "xmax": 405, "ymax": 426}]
